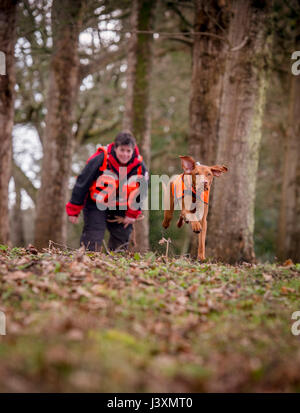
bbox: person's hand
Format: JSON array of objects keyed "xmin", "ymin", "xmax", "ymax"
[
  {"xmin": 69, "ymin": 216, "xmax": 79, "ymax": 224},
  {"xmin": 123, "ymin": 216, "xmax": 136, "ymax": 228}
]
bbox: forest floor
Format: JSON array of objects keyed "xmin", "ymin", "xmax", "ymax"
[{"xmin": 0, "ymin": 244, "xmax": 299, "ymax": 392}]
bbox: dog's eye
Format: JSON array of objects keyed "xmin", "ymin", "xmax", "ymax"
[{"xmin": 208, "ymin": 173, "xmax": 212, "ymax": 176}]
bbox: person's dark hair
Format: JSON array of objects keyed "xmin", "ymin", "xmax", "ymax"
[{"xmin": 114, "ymin": 131, "xmax": 136, "ymax": 148}]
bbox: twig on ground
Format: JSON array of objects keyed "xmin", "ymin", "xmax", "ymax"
[
  {"xmin": 158, "ymin": 237, "xmax": 172, "ymax": 260},
  {"xmin": 102, "ymin": 240, "xmax": 111, "ymax": 255}
]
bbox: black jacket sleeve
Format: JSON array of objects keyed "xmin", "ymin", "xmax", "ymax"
[{"xmin": 69, "ymin": 152, "xmax": 104, "ymax": 206}]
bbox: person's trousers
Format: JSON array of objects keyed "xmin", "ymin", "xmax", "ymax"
[{"xmin": 79, "ymin": 207, "xmax": 133, "ymax": 252}]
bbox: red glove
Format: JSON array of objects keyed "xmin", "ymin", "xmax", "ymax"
[
  {"xmin": 125, "ymin": 208, "xmax": 141, "ymax": 220},
  {"xmin": 65, "ymin": 202, "xmax": 83, "ymax": 217}
]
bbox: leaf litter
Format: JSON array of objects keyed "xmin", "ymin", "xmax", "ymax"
[{"xmin": 0, "ymin": 245, "xmax": 300, "ymax": 392}]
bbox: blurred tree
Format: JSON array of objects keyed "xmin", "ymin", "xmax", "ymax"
[
  {"xmin": 11, "ymin": 180, "xmax": 25, "ymax": 246},
  {"xmin": 188, "ymin": 0, "xmax": 230, "ymax": 257},
  {"xmin": 253, "ymin": 0, "xmax": 300, "ymax": 262},
  {"xmin": 277, "ymin": 32, "xmax": 300, "ymax": 262},
  {"xmin": 123, "ymin": 0, "xmax": 157, "ymax": 252},
  {"xmin": 14, "ymin": 0, "xmax": 130, "ymax": 247},
  {"xmin": 189, "ymin": 0, "xmax": 229, "ymax": 165},
  {"xmin": 206, "ymin": 0, "xmax": 272, "ymax": 264},
  {"xmin": 9, "ymin": 0, "xmax": 295, "ymax": 263},
  {"xmin": 34, "ymin": 0, "xmax": 84, "ymax": 248},
  {"xmin": 0, "ymin": 0, "xmax": 17, "ymax": 244}
]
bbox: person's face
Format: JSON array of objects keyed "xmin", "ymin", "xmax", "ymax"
[{"xmin": 115, "ymin": 144, "xmax": 134, "ymax": 164}]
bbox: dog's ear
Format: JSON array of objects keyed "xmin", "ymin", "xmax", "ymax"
[
  {"xmin": 179, "ymin": 156, "xmax": 196, "ymax": 173},
  {"xmin": 210, "ymin": 165, "xmax": 228, "ymax": 177}
]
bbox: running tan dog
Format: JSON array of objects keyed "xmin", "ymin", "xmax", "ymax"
[{"xmin": 162, "ymin": 156, "xmax": 228, "ymax": 261}]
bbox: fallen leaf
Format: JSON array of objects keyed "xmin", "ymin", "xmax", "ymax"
[
  {"xmin": 26, "ymin": 244, "xmax": 38, "ymax": 255},
  {"xmin": 281, "ymin": 286, "xmax": 295, "ymax": 294},
  {"xmin": 177, "ymin": 296, "xmax": 188, "ymax": 306},
  {"xmin": 186, "ymin": 284, "xmax": 199, "ymax": 296},
  {"xmin": 75, "ymin": 286, "xmax": 91, "ymax": 298},
  {"xmin": 283, "ymin": 259, "xmax": 294, "ymax": 267},
  {"xmin": 66, "ymin": 328, "xmax": 84, "ymax": 341},
  {"xmin": 90, "ymin": 284, "xmax": 106, "ymax": 295},
  {"xmin": 263, "ymin": 273, "xmax": 273, "ymax": 282},
  {"xmin": 4, "ymin": 271, "xmax": 28, "ymax": 281}
]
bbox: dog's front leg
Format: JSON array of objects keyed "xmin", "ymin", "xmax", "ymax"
[
  {"xmin": 181, "ymin": 194, "xmax": 201, "ymax": 233},
  {"xmin": 197, "ymin": 217, "xmax": 207, "ymax": 261},
  {"xmin": 191, "ymin": 220, "xmax": 202, "ymax": 233},
  {"xmin": 177, "ymin": 214, "xmax": 184, "ymax": 228}
]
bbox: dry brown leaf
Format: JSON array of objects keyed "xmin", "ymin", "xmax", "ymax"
[
  {"xmin": 186, "ymin": 284, "xmax": 199, "ymax": 296},
  {"xmin": 90, "ymin": 284, "xmax": 106, "ymax": 295},
  {"xmin": 15, "ymin": 257, "xmax": 29, "ymax": 266},
  {"xmin": 74, "ymin": 286, "xmax": 91, "ymax": 298},
  {"xmin": 139, "ymin": 278, "xmax": 155, "ymax": 286},
  {"xmin": 177, "ymin": 295, "xmax": 188, "ymax": 306},
  {"xmin": 206, "ymin": 299, "xmax": 215, "ymax": 309},
  {"xmin": 263, "ymin": 273, "xmax": 273, "ymax": 282},
  {"xmin": 281, "ymin": 286, "xmax": 295, "ymax": 294},
  {"xmin": 198, "ymin": 307, "xmax": 210, "ymax": 314},
  {"xmin": 283, "ymin": 259, "xmax": 294, "ymax": 267},
  {"xmin": 263, "ymin": 290, "xmax": 272, "ymax": 300},
  {"xmin": 4, "ymin": 271, "xmax": 28, "ymax": 281},
  {"xmin": 88, "ymin": 297, "xmax": 107, "ymax": 309},
  {"xmin": 26, "ymin": 244, "xmax": 38, "ymax": 255},
  {"xmin": 66, "ymin": 328, "xmax": 84, "ymax": 341}
]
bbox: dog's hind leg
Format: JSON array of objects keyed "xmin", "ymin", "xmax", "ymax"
[
  {"xmin": 162, "ymin": 181, "xmax": 175, "ymax": 229},
  {"xmin": 177, "ymin": 215, "xmax": 184, "ymax": 228}
]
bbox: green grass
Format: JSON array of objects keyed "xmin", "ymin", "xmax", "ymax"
[{"xmin": 0, "ymin": 246, "xmax": 299, "ymax": 392}]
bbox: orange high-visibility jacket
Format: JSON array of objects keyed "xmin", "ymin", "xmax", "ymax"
[{"xmin": 88, "ymin": 144, "xmax": 143, "ymax": 207}]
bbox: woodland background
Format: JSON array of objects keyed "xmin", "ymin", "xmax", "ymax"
[
  {"xmin": 0, "ymin": 0, "xmax": 299, "ymax": 264},
  {"xmin": 1, "ymin": 0, "xmax": 300, "ymax": 393}
]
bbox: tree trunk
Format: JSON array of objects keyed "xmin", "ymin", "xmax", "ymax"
[
  {"xmin": 189, "ymin": 0, "xmax": 229, "ymax": 164},
  {"xmin": 0, "ymin": 0, "xmax": 17, "ymax": 244},
  {"xmin": 206, "ymin": 0, "xmax": 271, "ymax": 264},
  {"xmin": 123, "ymin": 0, "xmax": 156, "ymax": 253},
  {"xmin": 277, "ymin": 37, "xmax": 300, "ymax": 262},
  {"xmin": 11, "ymin": 180, "xmax": 25, "ymax": 247},
  {"xmin": 34, "ymin": 0, "xmax": 83, "ymax": 249},
  {"xmin": 189, "ymin": 0, "xmax": 229, "ymax": 257}
]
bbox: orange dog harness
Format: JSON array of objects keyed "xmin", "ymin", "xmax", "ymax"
[{"xmin": 172, "ymin": 174, "xmax": 209, "ymax": 205}]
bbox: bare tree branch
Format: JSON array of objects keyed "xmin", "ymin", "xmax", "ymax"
[
  {"xmin": 168, "ymin": 35, "xmax": 193, "ymax": 46},
  {"xmin": 80, "ymin": 117, "xmax": 121, "ymax": 145},
  {"xmin": 12, "ymin": 161, "xmax": 38, "ymax": 204},
  {"xmin": 78, "ymin": 47, "xmax": 125, "ymax": 83}
]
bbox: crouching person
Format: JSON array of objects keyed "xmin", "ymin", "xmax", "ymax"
[{"xmin": 66, "ymin": 131, "xmax": 148, "ymax": 252}]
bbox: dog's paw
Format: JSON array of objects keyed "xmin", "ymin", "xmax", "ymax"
[
  {"xmin": 191, "ymin": 222, "xmax": 202, "ymax": 233},
  {"xmin": 162, "ymin": 220, "xmax": 170, "ymax": 229},
  {"xmin": 191, "ymin": 221, "xmax": 202, "ymax": 233}
]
